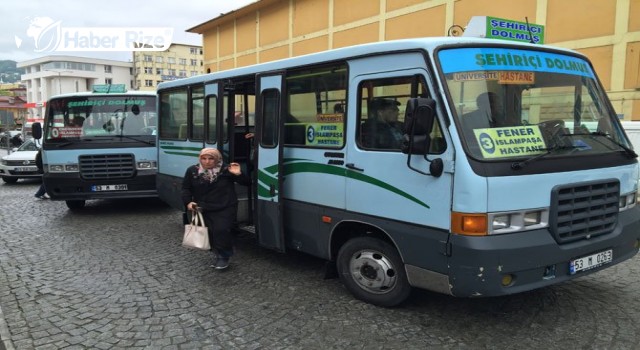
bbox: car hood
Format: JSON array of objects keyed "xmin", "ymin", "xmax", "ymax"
[{"xmin": 2, "ymin": 151, "xmax": 38, "ymax": 161}]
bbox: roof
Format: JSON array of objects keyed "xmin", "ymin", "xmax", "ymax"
[
  {"xmin": 0, "ymin": 95, "xmax": 27, "ymax": 109},
  {"xmin": 187, "ymin": 0, "xmax": 262, "ymax": 33},
  {"xmin": 157, "ymin": 36, "xmax": 580, "ymax": 91}
]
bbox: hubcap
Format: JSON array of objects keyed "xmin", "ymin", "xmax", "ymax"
[{"xmin": 349, "ymin": 250, "xmax": 396, "ymax": 294}]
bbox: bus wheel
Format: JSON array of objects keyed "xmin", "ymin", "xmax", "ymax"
[
  {"xmin": 65, "ymin": 200, "xmax": 86, "ymax": 210},
  {"xmin": 336, "ymin": 237, "xmax": 411, "ymax": 307}
]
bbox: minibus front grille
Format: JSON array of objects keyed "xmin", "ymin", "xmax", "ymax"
[
  {"xmin": 549, "ymin": 179, "xmax": 619, "ymax": 244},
  {"xmin": 79, "ymin": 154, "xmax": 135, "ymax": 180}
]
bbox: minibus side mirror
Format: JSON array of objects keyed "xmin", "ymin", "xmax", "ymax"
[
  {"xmin": 402, "ymin": 98, "xmax": 443, "ymax": 177},
  {"xmin": 402, "ymin": 98, "xmax": 435, "ymax": 155},
  {"xmin": 32, "ymin": 122, "xmax": 42, "ymax": 140}
]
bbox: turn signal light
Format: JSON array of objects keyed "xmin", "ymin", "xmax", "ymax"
[{"xmin": 451, "ymin": 212, "xmax": 487, "ymax": 236}]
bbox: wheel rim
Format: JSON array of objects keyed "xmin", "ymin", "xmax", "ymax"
[{"xmin": 348, "ymin": 249, "xmax": 397, "ymax": 294}]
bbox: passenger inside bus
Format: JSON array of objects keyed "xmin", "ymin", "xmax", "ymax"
[{"xmin": 361, "ymin": 98, "xmax": 404, "ymax": 149}]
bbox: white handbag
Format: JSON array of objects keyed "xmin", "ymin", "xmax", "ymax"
[{"xmin": 182, "ymin": 211, "xmax": 210, "ymax": 250}]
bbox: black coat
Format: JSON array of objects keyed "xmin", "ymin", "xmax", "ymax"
[{"xmin": 181, "ymin": 164, "xmax": 250, "ymax": 212}]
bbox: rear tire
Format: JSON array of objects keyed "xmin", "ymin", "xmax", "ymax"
[
  {"xmin": 66, "ymin": 200, "xmax": 86, "ymax": 210},
  {"xmin": 336, "ymin": 236, "xmax": 411, "ymax": 307},
  {"xmin": 2, "ymin": 177, "xmax": 18, "ymax": 184}
]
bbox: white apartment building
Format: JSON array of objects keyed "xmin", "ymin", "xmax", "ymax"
[{"xmin": 18, "ymin": 56, "xmax": 134, "ymax": 118}]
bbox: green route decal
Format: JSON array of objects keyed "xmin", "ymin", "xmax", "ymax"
[{"xmin": 258, "ymin": 158, "xmax": 430, "ymax": 209}]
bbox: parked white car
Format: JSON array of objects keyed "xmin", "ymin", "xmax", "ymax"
[{"xmin": 0, "ymin": 139, "xmax": 41, "ymax": 183}]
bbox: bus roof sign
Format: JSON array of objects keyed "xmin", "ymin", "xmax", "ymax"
[
  {"xmin": 92, "ymin": 84, "xmax": 127, "ymax": 93},
  {"xmin": 463, "ymin": 16, "xmax": 545, "ymax": 44}
]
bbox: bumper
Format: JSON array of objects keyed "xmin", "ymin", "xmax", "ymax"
[
  {"xmin": 44, "ymin": 172, "xmax": 157, "ymax": 200},
  {"xmin": 431, "ymin": 207, "xmax": 639, "ymax": 297},
  {"xmin": 0, "ymin": 166, "xmax": 41, "ymax": 179}
]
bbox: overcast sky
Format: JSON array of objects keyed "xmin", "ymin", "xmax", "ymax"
[{"xmin": 0, "ymin": 0, "xmax": 256, "ymax": 63}]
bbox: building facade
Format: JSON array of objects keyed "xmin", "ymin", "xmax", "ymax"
[
  {"xmin": 188, "ymin": 0, "xmax": 640, "ymax": 120},
  {"xmin": 132, "ymin": 43, "xmax": 204, "ymax": 91},
  {"xmin": 18, "ymin": 56, "xmax": 133, "ymax": 119},
  {"xmin": 0, "ymin": 84, "xmax": 27, "ymax": 130}
]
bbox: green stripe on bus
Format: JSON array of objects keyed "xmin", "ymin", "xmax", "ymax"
[{"xmin": 258, "ymin": 159, "xmax": 430, "ymax": 209}]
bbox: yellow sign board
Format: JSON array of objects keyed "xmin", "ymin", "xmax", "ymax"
[
  {"xmin": 474, "ymin": 125, "xmax": 547, "ymax": 158},
  {"xmin": 306, "ymin": 123, "xmax": 343, "ymax": 146}
]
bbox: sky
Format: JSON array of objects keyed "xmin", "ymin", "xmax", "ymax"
[{"xmin": 0, "ymin": 0, "xmax": 256, "ymax": 63}]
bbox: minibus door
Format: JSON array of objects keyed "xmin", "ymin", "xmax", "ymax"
[{"xmin": 255, "ymin": 73, "xmax": 286, "ymax": 252}]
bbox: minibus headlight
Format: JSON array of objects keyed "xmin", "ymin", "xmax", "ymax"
[
  {"xmin": 487, "ymin": 209, "xmax": 549, "ymax": 235},
  {"xmin": 619, "ymin": 191, "xmax": 637, "ymax": 211},
  {"xmin": 492, "ymin": 215, "xmax": 510, "ymax": 230},
  {"xmin": 136, "ymin": 161, "xmax": 157, "ymax": 169},
  {"xmin": 524, "ymin": 211, "xmax": 542, "ymax": 226},
  {"xmin": 48, "ymin": 164, "xmax": 79, "ymax": 172},
  {"xmin": 48, "ymin": 164, "xmax": 64, "ymax": 172},
  {"xmin": 65, "ymin": 164, "xmax": 79, "ymax": 172}
]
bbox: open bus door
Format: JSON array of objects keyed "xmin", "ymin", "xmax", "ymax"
[{"xmin": 255, "ymin": 73, "xmax": 285, "ymax": 252}]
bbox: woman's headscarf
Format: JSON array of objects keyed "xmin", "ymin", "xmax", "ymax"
[{"xmin": 198, "ymin": 148, "xmax": 223, "ymax": 182}]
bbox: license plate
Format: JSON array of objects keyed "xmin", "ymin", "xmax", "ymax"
[
  {"xmin": 92, "ymin": 184, "xmax": 128, "ymax": 191},
  {"xmin": 16, "ymin": 166, "xmax": 37, "ymax": 172},
  {"xmin": 569, "ymin": 249, "xmax": 613, "ymax": 275}
]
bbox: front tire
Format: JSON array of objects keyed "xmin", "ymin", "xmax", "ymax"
[
  {"xmin": 2, "ymin": 177, "xmax": 18, "ymax": 184},
  {"xmin": 66, "ymin": 200, "xmax": 86, "ymax": 210},
  {"xmin": 336, "ymin": 237, "xmax": 411, "ymax": 307}
]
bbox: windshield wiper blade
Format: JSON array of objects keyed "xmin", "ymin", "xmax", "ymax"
[
  {"xmin": 511, "ymin": 144, "xmax": 583, "ymax": 170},
  {"xmin": 115, "ymin": 134, "xmax": 155, "ymax": 146},
  {"xmin": 589, "ymin": 131, "xmax": 638, "ymax": 158}
]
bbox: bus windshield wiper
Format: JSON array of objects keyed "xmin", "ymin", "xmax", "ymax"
[
  {"xmin": 589, "ymin": 131, "xmax": 638, "ymax": 158},
  {"xmin": 52, "ymin": 141, "xmax": 74, "ymax": 148},
  {"xmin": 115, "ymin": 134, "xmax": 155, "ymax": 146},
  {"xmin": 511, "ymin": 143, "xmax": 583, "ymax": 170}
]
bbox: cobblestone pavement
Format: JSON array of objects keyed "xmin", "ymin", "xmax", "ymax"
[{"xmin": 1, "ymin": 179, "xmax": 639, "ymax": 349}]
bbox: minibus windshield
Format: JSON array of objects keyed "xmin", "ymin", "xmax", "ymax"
[
  {"xmin": 437, "ymin": 47, "xmax": 629, "ymax": 161},
  {"xmin": 44, "ymin": 95, "xmax": 157, "ymax": 144}
]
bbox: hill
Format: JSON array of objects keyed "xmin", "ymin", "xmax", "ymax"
[{"xmin": 0, "ymin": 61, "xmax": 23, "ymax": 83}]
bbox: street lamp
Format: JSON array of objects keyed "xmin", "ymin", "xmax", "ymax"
[{"xmin": 44, "ymin": 69, "xmax": 72, "ymax": 95}]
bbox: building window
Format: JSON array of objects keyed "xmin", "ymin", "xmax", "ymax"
[
  {"xmin": 104, "ymin": 65, "xmax": 112, "ymax": 73},
  {"xmin": 145, "ymin": 80, "xmax": 153, "ymax": 87},
  {"xmin": 156, "ymin": 56, "xmax": 163, "ymax": 63},
  {"xmin": 179, "ymin": 58, "xmax": 187, "ymax": 65},
  {"xmin": 168, "ymin": 57, "xmax": 176, "ymax": 64},
  {"xmin": 105, "ymin": 78, "xmax": 113, "ymax": 84},
  {"xmin": 144, "ymin": 55, "xmax": 152, "ymax": 62},
  {"xmin": 190, "ymin": 59, "xmax": 198, "ymax": 66},
  {"xmin": 144, "ymin": 67, "xmax": 153, "ymax": 74},
  {"xmin": 168, "ymin": 69, "xmax": 176, "ymax": 76},
  {"xmin": 156, "ymin": 68, "xmax": 163, "ymax": 75},
  {"xmin": 191, "ymin": 71, "xmax": 198, "ymax": 76},
  {"xmin": 190, "ymin": 47, "xmax": 198, "ymax": 54},
  {"xmin": 179, "ymin": 70, "xmax": 187, "ymax": 77}
]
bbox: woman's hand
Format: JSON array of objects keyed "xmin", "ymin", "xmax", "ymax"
[
  {"xmin": 187, "ymin": 202, "xmax": 198, "ymax": 211},
  {"xmin": 228, "ymin": 163, "xmax": 242, "ymax": 175}
]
